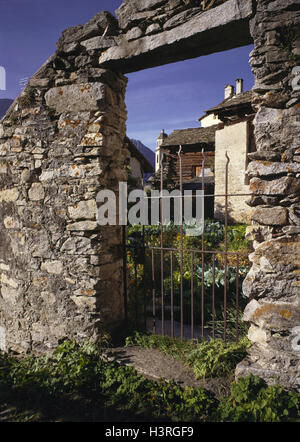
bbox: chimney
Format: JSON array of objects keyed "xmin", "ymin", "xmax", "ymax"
[
  {"xmin": 224, "ymin": 84, "xmax": 234, "ymax": 100},
  {"xmin": 236, "ymin": 78, "xmax": 244, "ymax": 95}
]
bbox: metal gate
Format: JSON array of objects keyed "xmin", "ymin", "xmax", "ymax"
[{"xmin": 123, "ymin": 148, "xmax": 252, "ymax": 342}]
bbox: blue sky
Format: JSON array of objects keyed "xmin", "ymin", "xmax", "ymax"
[{"xmin": 0, "ymin": 0, "xmax": 254, "ymax": 151}]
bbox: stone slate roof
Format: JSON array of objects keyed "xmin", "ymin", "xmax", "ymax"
[
  {"xmin": 161, "ymin": 125, "xmax": 219, "ymax": 147},
  {"xmin": 204, "ymin": 90, "xmax": 254, "ymax": 115}
]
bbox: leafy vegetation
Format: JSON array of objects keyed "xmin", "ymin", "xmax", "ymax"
[
  {"xmin": 126, "ymin": 332, "xmax": 195, "ymax": 361},
  {"xmin": 0, "ymin": 340, "xmax": 298, "ymax": 422},
  {"xmin": 186, "ymin": 337, "xmax": 251, "ymax": 379},
  {"xmin": 126, "ymin": 332, "xmax": 250, "ymax": 379},
  {"xmin": 0, "ymin": 340, "xmax": 216, "ymax": 422},
  {"xmin": 126, "ymin": 220, "xmax": 251, "ymax": 331},
  {"xmin": 216, "ymin": 375, "xmax": 300, "ymax": 422}
]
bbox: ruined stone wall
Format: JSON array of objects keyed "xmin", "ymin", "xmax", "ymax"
[
  {"xmin": 235, "ymin": 0, "xmax": 300, "ymax": 392},
  {"xmin": 0, "ymin": 0, "xmax": 299, "ymax": 392},
  {"xmin": 0, "ymin": 12, "xmax": 129, "ymax": 353},
  {"xmin": 0, "ymin": 0, "xmax": 238, "ymax": 355}
]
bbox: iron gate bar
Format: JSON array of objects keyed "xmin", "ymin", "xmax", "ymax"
[
  {"xmin": 142, "ymin": 177, "xmax": 147, "ymax": 330},
  {"xmin": 160, "ymin": 153, "xmax": 165, "ymax": 336},
  {"xmin": 148, "ymin": 246, "xmax": 248, "ymax": 256},
  {"xmin": 179, "ymin": 146, "xmax": 184, "ymax": 340},
  {"xmin": 212, "ymin": 254, "xmax": 216, "ymax": 339},
  {"xmin": 134, "ymin": 261, "xmax": 138, "ymax": 325},
  {"xmin": 122, "ymin": 225, "xmax": 128, "ymax": 320},
  {"xmin": 170, "ymin": 250, "xmax": 174, "ymax": 339},
  {"xmin": 236, "ymin": 253, "xmax": 240, "ymax": 342},
  {"xmin": 201, "ymin": 148, "xmax": 206, "ymax": 340},
  {"xmin": 191, "ymin": 251, "xmax": 194, "ymax": 340},
  {"xmin": 144, "ymin": 193, "xmax": 253, "ymax": 198},
  {"xmin": 151, "ymin": 249, "xmax": 156, "ymax": 334},
  {"xmin": 224, "ymin": 152, "xmax": 230, "ymax": 341}
]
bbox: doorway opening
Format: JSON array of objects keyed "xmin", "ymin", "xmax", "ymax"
[{"xmin": 122, "ymin": 45, "xmax": 255, "ymax": 341}]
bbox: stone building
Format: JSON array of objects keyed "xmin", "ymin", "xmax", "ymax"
[
  {"xmin": 202, "ymin": 80, "xmax": 256, "ymax": 223},
  {"xmin": 156, "ymin": 79, "xmax": 256, "ymax": 223},
  {"xmin": 154, "ymin": 125, "xmax": 217, "ymax": 216},
  {"xmin": 124, "ymin": 137, "xmax": 154, "ymax": 187}
]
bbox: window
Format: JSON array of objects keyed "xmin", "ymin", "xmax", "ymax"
[
  {"xmin": 195, "ymin": 166, "xmax": 202, "ymax": 177},
  {"xmin": 194, "ymin": 166, "xmax": 212, "ymax": 177}
]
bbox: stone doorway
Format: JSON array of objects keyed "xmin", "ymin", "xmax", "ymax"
[{"xmin": 0, "ymin": 0, "xmax": 299, "ymax": 391}]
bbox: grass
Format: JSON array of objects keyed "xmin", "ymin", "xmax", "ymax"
[
  {"xmin": 0, "ymin": 339, "xmax": 298, "ymax": 422},
  {"xmin": 126, "ymin": 332, "xmax": 251, "ymax": 380},
  {"xmin": 0, "ymin": 340, "xmax": 216, "ymax": 422}
]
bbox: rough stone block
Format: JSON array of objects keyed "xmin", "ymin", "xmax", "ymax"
[
  {"xmin": 248, "ymin": 324, "xmax": 271, "ymax": 346},
  {"xmin": 0, "ymin": 188, "xmax": 19, "ymax": 203},
  {"xmin": 247, "ymin": 160, "xmax": 300, "ymax": 178},
  {"xmin": 0, "ymin": 274, "xmax": 19, "ymax": 289},
  {"xmin": 57, "ymin": 11, "xmax": 118, "ymax": 51},
  {"xmin": 3, "ymin": 217, "xmax": 21, "ymax": 229},
  {"xmin": 243, "ymin": 299, "xmax": 300, "ymax": 331},
  {"xmin": 28, "ymin": 183, "xmax": 45, "ymax": 201},
  {"xmin": 251, "ymin": 206, "xmax": 287, "ymax": 226},
  {"xmin": 68, "ymin": 200, "xmax": 97, "ymax": 220},
  {"xmin": 250, "ymin": 176, "xmax": 300, "ymax": 196},
  {"xmin": 41, "ymin": 261, "xmax": 63, "ymax": 275},
  {"xmin": 45, "ymin": 83, "xmax": 107, "ymax": 113},
  {"xmin": 80, "ymin": 36, "xmax": 116, "ymax": 51},
  {"xmin": 29, "ymin": 78, "xmax": 50, "ymax": 88},
  {"xmin": 67, "ymin": 221, "xmax": 98, "ymax": 231},
  {"xmin": 70, "ymin": 296, "xmax": 97, "ymax": 309},
  {"xmin": 60, "ymin": 237, "xmax": 93, "ymax": 255},
  {"xmin": 126, "ymin": 27, "xmax": 143, "ymax": 41}
]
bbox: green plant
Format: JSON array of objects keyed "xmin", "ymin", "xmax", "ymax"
[
  {"xmin": 125, "ymin": 221, "xmax": 250, "ymax": 335},
  {"xmin": 186, "ymin": 337, "xmax": 251, "ymax": 379},
  {"xmin": 126, "ymin": 332, "xmax": 250, "ymax": 380},
  {"xmin": 206, "ymin": 305, "xmax": 249, "ymax": 341},
  {"xmin": 216, "ymin": 375, "xmax": 300, "ymax": 422},
  {"xmin": 196, "ymin": 264, "xmax": 248, "ymax": 289},
  {"xmin": 203, "ymin": 219, "xmax": 225, "ymax": 248},
  {"xmin": 0, "ymin": 340, "xmax": 217, "ymax": 422},
  {"xmin": 126, "ymin": 332, "xmax": 195, "ymax": 360},
  {"xmin": 1, "ymin": 341, "xmax": 299, "ymax": 422}
]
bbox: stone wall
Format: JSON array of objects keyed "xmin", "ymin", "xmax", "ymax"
[
  {"xmin": 0, "ymin": 0, "xmax": 255, "ymax": 355},
  {"xmin": 0, "ymin": 0, "xmax": 299, "ymax": 391},
  {"xmin": 0, "ymin": 12, "xmax": 129, "ymax": 353},
  {"xmin": 235, "ymin": 0, "xmax": 300, "ymax": 392}
]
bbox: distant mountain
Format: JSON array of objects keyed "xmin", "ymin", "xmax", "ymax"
[
  {"xmin": 0, "ymin": 99, "xmax": 13, "ymax": 119},
  {"xmin": 130, "ymin": 138, "xmax": 155, "ymax": 169}
]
